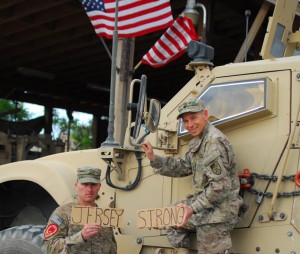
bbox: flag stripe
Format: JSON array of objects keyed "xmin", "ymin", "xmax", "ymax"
[
  {"xmin": 92, "ymin": 12, "xmax": 172, "ymax": 32},
  {"xmin": 165, "ymin": 29, "xmax": 181, "ymax": 51},
  {"xmin": 94, "ymin": 17, "xmax": 174, "ymax": 38},
  {"xmin": 89, "ymin": 1, "xmax": 171, "ymax": 23},
  {"xmin": 159, "ymin": 37, "xmax": 175, "ymax": 56},
  {"xmin": 80, "ymin": 0, "xmax": 173, "ymax": 39},
  {"xmin": 141, "ymin": 16, "xmax": 199, "ymax": 68}
]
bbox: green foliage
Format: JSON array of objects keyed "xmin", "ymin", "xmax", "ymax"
[
  {"xmin": 71, "ymin": 119, "xmax": 93, "ymax": 150},
  {"xmin": 52, "ymin": 109, "xmax": 68, "ymax": 135},
  {"xmin": 0, "ymin": 99, "xmax": 31, "ymax": 121},
  {"xmin": 0, "ymin": 101, "xmax": 93, "ymax": 150},
  {"xmin": 52, "ymin": 110, "xmax": 93, "ymax": 150}
]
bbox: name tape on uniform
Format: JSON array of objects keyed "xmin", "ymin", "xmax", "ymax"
[
  {"xmin": 71, "ymin": 205, "xmax": 124, "ymax": 228},
  {"xmin": 137, "ymin": 206, "xmax": 184, "ymax": 228}
]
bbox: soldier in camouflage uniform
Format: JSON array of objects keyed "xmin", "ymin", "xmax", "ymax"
[
  {"xmin": 141, "ymin": 99, "xmax": 243, "ymax": 254},
  {"xmin": 43, "ymin": 166, "xmax": 117, "ymax": 254}
]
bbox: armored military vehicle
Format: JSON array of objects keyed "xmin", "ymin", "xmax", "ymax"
[{"xmin": 0, "ymin": 0, "xmax": 299, "ymax": 253}]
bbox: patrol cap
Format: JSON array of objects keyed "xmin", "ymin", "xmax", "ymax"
[
  {"xmin": 77, "ymin": 166, "xmax": 101, "ymax": 184},
  {"xmin": 177, "ymin": 99, "xmax": 206, "ymax": 119}
]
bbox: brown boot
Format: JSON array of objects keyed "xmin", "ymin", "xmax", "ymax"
[{"xmin": 174, "ymin": 248, "xmax": 190, "ymax": 254}]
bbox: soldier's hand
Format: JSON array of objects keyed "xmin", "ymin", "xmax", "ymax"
[
  {"xmin": 141, "ymin": 141, "xmax": 155, "ymax": 161},
  {"xmin": 81, "ymin": 224, "xmax": 101, "ymax": 240},
  {"xmin": 176, "ymin": 204, "xmax": 194, "ymax": 228}
]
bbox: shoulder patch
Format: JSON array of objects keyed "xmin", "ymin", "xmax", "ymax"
[
  {"xmin": 210, "ymin": 161, "xmax": 222, "ymax": 175},
  {"xmin": 44, "ymin": 224, "xmax": 59, "ymax": 239}
]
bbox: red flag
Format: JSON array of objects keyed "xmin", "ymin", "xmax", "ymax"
[
  {"xmin": 79, "ymin": 0, "xmax": 173, "ymax": 39},
  {"xmin": 141, "ymin": 16, "xmax": 198, "ymax": 68}
]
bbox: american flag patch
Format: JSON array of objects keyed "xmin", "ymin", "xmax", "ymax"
[{"xmin": 51, "ymin": 214, "xmax": 63, "ymax": 225}]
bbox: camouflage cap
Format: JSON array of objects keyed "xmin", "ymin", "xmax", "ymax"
[
  {"xmin": 177, "ymin": 99, "xmax": 205, "ymax": 119},
  {"xmin": 77, "ymin": 166, "xmax": 101, "ymax": 184}
]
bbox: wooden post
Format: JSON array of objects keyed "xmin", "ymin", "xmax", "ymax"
[{"xmin": 234, "ymin": 2, "xmax": 271, "ymax": 63}]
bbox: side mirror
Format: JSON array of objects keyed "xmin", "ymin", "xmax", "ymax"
[
  {"xmin": 127, "ymin": 75, "xmax": 162, "ymax": 147},
  {"xmin": 132, "ymin": 75, "xmax": 147, "ymax": 139},
  {"xmin": 144, "ymin": 99, "xmax": 161, "ymax": 133},
  {"xmin": 127, "ymin": 75, "xmax": 147, "ymax": 144},
  {"xmin": 127, "ymin": 76, "xmax": 175, "ymax": 151}
]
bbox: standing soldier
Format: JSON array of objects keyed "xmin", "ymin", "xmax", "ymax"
[
  {"xmin": 43, "ymin": 166, "xmax": 117, "ymax": 254},
  {"xmin": 141, "ymin": 99, "xmax": 243, "ymax": 254}
]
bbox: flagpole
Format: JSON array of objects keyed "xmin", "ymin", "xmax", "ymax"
[
  {"xmin": 133, "ymin": 61, "xmax": 142, "ymax": 71},
  {"xmin": 100, "ymin": 37, "xmax": 112, "ymax": 60},
  {"xmin": 101, "ymin": 0, "xmax": 120, "ymax": 147}
]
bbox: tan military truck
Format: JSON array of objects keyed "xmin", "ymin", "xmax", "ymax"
[{"xmin": 0, "ymin": 0, "xmax": 299, "ymax": 253}]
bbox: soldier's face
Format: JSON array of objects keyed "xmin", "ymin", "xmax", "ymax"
[
  {"xmin": 182, "ymin": 110, "xmax": 208, "ymax": 137},
  {"xmin": 75, "ymin": 182, "xmax": 101, "ymax": 206}
]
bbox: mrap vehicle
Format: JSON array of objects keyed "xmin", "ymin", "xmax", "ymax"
[{"xmin": 0, "ymin": 0, "xmax": 300, "ymax": 253}]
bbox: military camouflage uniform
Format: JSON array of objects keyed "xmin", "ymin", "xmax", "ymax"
[
  {"xmin": 43, "ymin": 200, "xmax": 117, "ymax": 254},
  {"xmin": 150, "ymin": 123, "xmax": 242, "ymax": 254}
]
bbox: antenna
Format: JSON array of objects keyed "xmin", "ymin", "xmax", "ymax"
[
  {"xmin": 245, "ymin": 10, "xmax": 251, "ymax": 62},
  {"xmin": 101, "ymin": 0, "xmax": 120, "ymax": 148}
]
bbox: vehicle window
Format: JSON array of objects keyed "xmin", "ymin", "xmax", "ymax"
[{"xmin": 178, "ymin": 78, "xmax": 271, "ymax": 136}]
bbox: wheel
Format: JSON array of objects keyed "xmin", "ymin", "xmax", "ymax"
[{"xmin": 0, "ymin": 225, "xmax": 45, "ymax": 254}]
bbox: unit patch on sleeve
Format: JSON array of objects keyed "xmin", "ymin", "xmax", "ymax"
[
  {"xmin": 210, "ymin": 161, "xmax": 222, "ymax": 175},
  {"xmin": 44, "ymin": 224, "xmax": 59, "ymax": 239}
]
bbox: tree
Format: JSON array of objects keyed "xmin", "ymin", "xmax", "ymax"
[
  {"xmin": 52, "ymin": 110, "xmax": 93, "ymax": 150},
  {"xmin": 71, "ymin": 119, "xmax": 93, "ymax": 150},
  {"xmin": 0, "ymin": 99, "xmax": 31, "ymax": 121},
  {"xmin": 0, "ymin": 101, "xmax": 93, "ymax": 150}
]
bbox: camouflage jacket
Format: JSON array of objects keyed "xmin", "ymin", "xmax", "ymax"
[
  {"xmin": 43, "ymin": 201, "xmax": 117, "ymax": 254},
  {"xmin": 150, "ymin": 123, "xmax": 242, "ymax": 224}
]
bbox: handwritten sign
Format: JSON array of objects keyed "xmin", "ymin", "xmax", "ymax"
[
  {"xmin": 71, "ymin": 205, "xmax": 124, "ymax": 228},
  {"xmin": 137, "ymin": 206, "xmax": 184, "ymax": 228}
]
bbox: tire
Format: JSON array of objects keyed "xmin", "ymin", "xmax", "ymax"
[{"xmin": 0, "ymin": 225, "xmax": 45, "ymax": 254}]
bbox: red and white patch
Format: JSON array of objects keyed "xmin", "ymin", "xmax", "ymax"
[{"xmin": 44, "ymin": 224, "xmax": 59, "ymax": 239}]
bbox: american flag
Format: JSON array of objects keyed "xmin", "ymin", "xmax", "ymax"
[
  {"xmin": 79, "ymin": 0, "xmax": 173, "ymax": 39},
  {"xmin": 141, "ymin": 16, "xmax": 198, "ymax": 68}
]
